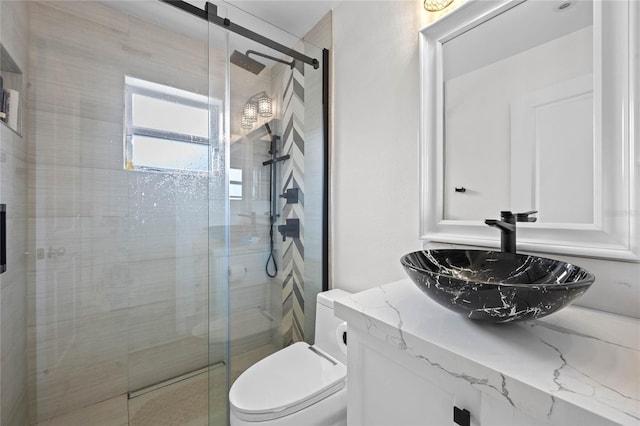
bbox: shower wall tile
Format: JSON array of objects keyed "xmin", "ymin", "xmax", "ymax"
[
  {"xmin": 230, "ymin": 288, "xmax": 273, "ymax": 341},
  {"xmin": 26, "ymin": 263, "xmax": 130, "ymax": 328},
  {"xmin": 128, "ymin": 216, "xmax": 178, "ymax": 261},
  {"xmin": 0, "ymin": 131, "xmax": 28, "ymax": 241},
  {"xmin": 28, "ymin": 48, "xmax": 124, "ymax": 103},
  {"xmin": 125, "ymin": 57, "xmax": 208, "ymax": 99},
  {"xmin": 28, "ymin": 165, "xmax": 129, "ymax": 218},
  {"xmin": 26, "ymin": 216, "xmax": 128, "ymax": 272},
  {"xmin": 126, "ymin": 19, "xmax": 208, "ymax": 95},
  {"xmin": 1, "ymin": 0, "xmax": 28, "ymax": 73},
  {"xmin": 127, "ymin": 214, "xmax": 209, "ymax": 262},
  {"xmin": 230, "ymin": 281, "xmax": 269, "ymax": 313},
  {"xmin": 29, "ymin": 2, "xmax": 128, "ymax": 66},
  {"xmin": 0, "ymin": 121, "xmax": 26, "ymax": 163},
  {"xmin": 31, "ymin": 1, "xmax": 129, "ymax": 38},
  {"xmin": 228, "ymin": 251, "xmax": 273, "ymax": 288},
  {"xmin": 1, "ymin": 279, "xmax": 28, "ymax": 426},
  {"xmin": 3, "ymin": 389, "xmax": 27, "ymax": 426},
  {"xmin": 1, "ymin": 0, "xmax": 29, "ymax": 423},
  {"xmin": 128, "ymin": 336, "xmax": 208, "ymax": 392},
  {"xmin": 127, "ymin": 255, "xmax": 207, "ymax": 309},
  {"xmin": 27, "ymin": 110, "xmax": 123, "ymax": 170},
  {"xmin": 0, "ymin": 221, "xmax": 27, "ymax": 295},
  {"xmin": 26, "ymin": 312, "xmax": 128, "ymax": 422},
  {"xmin": 126, "ymin": 296, "xmax": 207, "ymax": 354},
  {"xmin": 27, "ymin": 78, "xmax": 123, "ymax": 124},
  {"xmin": 127, "ymin": 15, "xmax": 208, "ymax": 64},
  {"xmin": 228, "ymin": 328, "xmax": 273, "ymax": 361},
  {"xmin": 280, "ymin": 59, "xmax": 306, "ymax": 346},
  {"xmin": 36, "ymin": 394, "xmax": 128, "ymax": 426}
]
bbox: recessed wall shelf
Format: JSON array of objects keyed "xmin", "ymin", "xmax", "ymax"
[
  {"xmin": 0, "ymin": 43, "xmax": 24, "ymax": 137},
  {"xmin": 1, "ymin": 44, "xmax": 22, "ymax": 74}
]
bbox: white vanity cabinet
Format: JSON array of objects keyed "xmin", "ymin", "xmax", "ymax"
[
  {"xmin": 348, "ymin": 327, "xmax": 532, "ymax": 426},
  {"xmin": 335, "ymin": 279, "xmax": 639, "ymax": 426}
]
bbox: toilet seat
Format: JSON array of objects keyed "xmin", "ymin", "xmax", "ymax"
[{"xmin": 229, "ymin": 342, "xmax": 347, "ymax": 422}]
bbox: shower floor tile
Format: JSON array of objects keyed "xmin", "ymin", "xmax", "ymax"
[
  {"xmin": 127, "ymin": 368, "xmax": 219, "ymax": 426},
  {"xmin": 127, "ymin": 342, "xmax": 278, "ymax": 426},
  {"xmin": 230, "ymin": 343, "xmax": 278, "ymax": 384}
]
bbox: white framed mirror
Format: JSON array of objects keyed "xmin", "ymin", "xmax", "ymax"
[{"xmin": 419, "ymin": 0, "xmax": 639, "ymax": 261}]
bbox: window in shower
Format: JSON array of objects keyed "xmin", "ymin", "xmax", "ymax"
[
  {"xmin": 229, "ymin": 168, "xmax": 243, "ymax": 200},
  {"xmin": 124, "ymin": 76, "xmax": 209, "ymax": 172}
]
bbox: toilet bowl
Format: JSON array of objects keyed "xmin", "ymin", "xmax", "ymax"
[{"xmin": 229, "ymin": 289, "xmax": 351, "ymax": 425}]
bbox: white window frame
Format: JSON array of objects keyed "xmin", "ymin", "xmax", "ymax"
[
  {"xmin": 229, "ymin": 168, "xmax": 243, "ymax": 201},
  {"xmin": 123, "ymin": 77, "xmax": 242, "ymax": 200},
  {"xmin": 124, "ymin": 76, "xmax": 211, "ymax": 173}
]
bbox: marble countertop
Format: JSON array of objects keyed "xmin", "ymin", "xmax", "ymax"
[{"xmin": 335, "ymin": 279, "xmax": 640, "ymax": 425}]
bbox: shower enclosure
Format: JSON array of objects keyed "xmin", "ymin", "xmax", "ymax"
[{"xmin": 0, "ymin": 1, "xmax": 329, "ymax": 424}]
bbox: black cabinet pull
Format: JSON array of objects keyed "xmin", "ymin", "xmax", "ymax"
[
  {"xmin": 0, "ymin": 204, "xmax": 6, "ymax": 274},
  {"xmin": 453, "ymin": 406, "xmax": 470, "ymax": 426}
]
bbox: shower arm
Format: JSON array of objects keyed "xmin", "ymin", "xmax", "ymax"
[{"xmin": 246, "ymin": 50, "xmax": 295, "ymax": 69}]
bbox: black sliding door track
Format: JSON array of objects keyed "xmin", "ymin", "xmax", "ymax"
[{"xmin": 159, "ymin": 0, "xmax": 319, "ymax": 69}]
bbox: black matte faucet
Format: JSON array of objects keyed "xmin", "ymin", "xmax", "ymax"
[{"xmin": 485, "ymin": 211, "xmax": 537, "ymax": 254}]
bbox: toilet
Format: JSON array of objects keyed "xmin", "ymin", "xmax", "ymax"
[{"xmin": 229, "ymin": 289, "xmax": 351, "ymax": 425}]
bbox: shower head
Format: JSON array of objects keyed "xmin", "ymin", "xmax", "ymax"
[
  {"xmin": 231, "ymin": 50, "xmax": 296, "ymax": 75},
  {"xmin": 231, "ymin": 50, "xmax": 266, "ymax": 75}
]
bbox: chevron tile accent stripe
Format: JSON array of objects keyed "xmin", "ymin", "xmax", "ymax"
[{"xmin": 281, "ymin": 60, "xmax": 306, "ymax": 347}]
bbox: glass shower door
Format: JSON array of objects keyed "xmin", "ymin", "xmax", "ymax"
[
  {"xmin": 209, "ymin": 4, "xmax": 329, "ymax": 424},
  {"xmin": 124, "ymin": 4, "xmax": 215, "ymax": 425},
  {"xmin": 25, "ymin": 1, "xmax": 217, "ymax": 424}
]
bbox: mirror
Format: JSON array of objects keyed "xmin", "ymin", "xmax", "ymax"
[
  {"xmin": 442, "ymin": 0, "xmax": 593, "ymax": 222},
  {"xmin": 419, "ymin": 0, "xmax": 639, "ymax": 261}
]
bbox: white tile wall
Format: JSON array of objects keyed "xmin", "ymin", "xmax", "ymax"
[{"xmin": 0, "ymin": 0, "xmax": 29, "ymax": 424}]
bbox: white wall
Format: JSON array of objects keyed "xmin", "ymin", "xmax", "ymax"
[{"xmin": 331, "ymin": 1, "xmax": 423, "ymax": 293}]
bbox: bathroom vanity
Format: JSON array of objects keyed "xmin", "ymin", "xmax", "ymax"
[{"xmin": 335, "ymin": 279, "xmax": 639, "ymax": 425}]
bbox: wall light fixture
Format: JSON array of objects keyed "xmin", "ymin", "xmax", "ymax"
[
  {"xmin": 243, "ymin": 102, "xmax": 258, "ymax": 122},
  {"xmin": 241, "ymin": 91, "xmax": 273, "ymax": 129},
  {"xmin": 257, "ymin": 94, "xmax": 273, "ymax": 117},
  {"xmin": 424, "ymin": 0, "xmax": 455, "ymax": 12}
]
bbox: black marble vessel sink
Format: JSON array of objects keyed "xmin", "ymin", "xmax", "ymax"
[{"xmin": 401, "ymin": 250, "xmax": 594, "ymax": 323}]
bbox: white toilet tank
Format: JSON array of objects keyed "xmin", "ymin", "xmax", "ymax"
[{"xmin": 314, "ymin": 289, "xmax": 350, "ymax": 365}]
